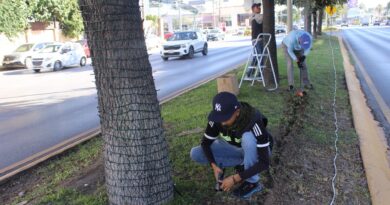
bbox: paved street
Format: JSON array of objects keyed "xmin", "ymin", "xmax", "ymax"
[
  {"xmin": 342, "ymin": 27, "xmax": 390, "ymax": 142},
  {"xmin": 0, "ymin": 36, "xmax": 284, "ymax": 170}
]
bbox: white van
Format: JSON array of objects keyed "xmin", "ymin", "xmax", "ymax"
[{"xmin": 30, "ymin": 42, "xmax": 87, "ymax": 72}]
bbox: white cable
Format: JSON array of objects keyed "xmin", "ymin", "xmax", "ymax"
[{"xmin": 328, "ymin": 29, "xmax": 339, "ymax": 205}]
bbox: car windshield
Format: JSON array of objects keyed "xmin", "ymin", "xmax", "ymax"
[
  {"xmin": 40, "ymin": 45, "xmax": 62, "ymax": 53},
  {"xmin": 167, "ymin": 32, "xmax": 192, "ymax": 41},
  {"xmin": 15, "ymin": 44, "xmax": 34, "ymax": 52},
  {"xmin": 209, "ymin": 29, "xmax": 219, "ymax": 33}
]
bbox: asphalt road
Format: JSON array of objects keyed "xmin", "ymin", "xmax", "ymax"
[
  {"xmin": 0, "ymin": 36, "xmax": 284, "ymax": 170},
  {"xmin": 342, "ymin": 27, "xmax": 390, "ymax": 142}
]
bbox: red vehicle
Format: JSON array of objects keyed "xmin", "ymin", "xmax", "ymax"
[
  {"xmin": 76, "ymin": 39, "xmax": 90, "ymax": 58},
  {"xmin": 164, "ymin": 32, "xmax": 173, "ymax": 40}
]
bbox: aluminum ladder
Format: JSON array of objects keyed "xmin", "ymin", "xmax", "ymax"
[{"xmin": 238, "ymin": 33, "xmax": 278, "ymax": 91}]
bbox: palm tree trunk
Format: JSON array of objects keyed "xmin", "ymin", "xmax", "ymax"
[
  {"xmin": 312, "ymin": 9, "xmax": 317, "ymax": 38},
  {"xmin": 304, "ymin": 0, "xmax": 312, "ymax": 34},
  {"xmin": 262, "ymin": 0, "xmax": 279, "ymax": 84},
  {"xmin": 318, "ymin": 7, "xmax": 324, "ymax": 35},
  {"xmin": 78, "ymin": 0, "xmax": 174, "ymax": 204}
]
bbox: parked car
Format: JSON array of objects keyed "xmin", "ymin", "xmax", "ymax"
[
  {"xmin": 275, "ymin": 25, "xmax": 286, "ymax": 34},
  {"xmin": 75, "ymin": 39, "xmax": 90, "ymax": 58},
  {"xmin": 373, "ymin": 20, "xmax": 380, "ymax": 26},
  {"xmin": 386, "ymin": 20, "xmax": 390, "ymax": 26},
  {"xmin": 30, "ymin": 42, "xmax": 87, "ymax": 72},
  {"xmin": 206, "ymin": 29, "xmax": 225, "ymax": 41},
  {"xmin": 2, "ymin": 42, "xmax": 51, "ymax": 69},
  {"xmin": 145, "ymin": 34, "xmax": 161, "ymax": 51},
  {"xmin": 233, "ymin": 27, "xmax": 245, "ymax": 36},
  {"xmin": 164, "ymin": 32, "xmax": 174, "ymax": 40},
  {"xmin": 341, "ymin": 22, "xmax": 349, "ymax": 27},
  {"xmin": 160, "ymin": 31, "xmax": 207, "ymax": 61}
]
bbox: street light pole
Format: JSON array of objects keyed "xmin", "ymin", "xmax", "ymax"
[
  {"xmin": 218, "ymin": 0, "xmax": 221, "ymax": 27},
  {"xmin": 179, "ymin": 3, "xmax": 182, "ymax": 30},
  {"xmin": 212, "ymin": 0, "xmax": 216, "ymax": 28},
  {"xmin": 177, "ymin": 1, "xmax": 182, "ymax": 30},
  {"xmin": 287, "ymin": 0, "xmax": 293, "ymax": 32}
]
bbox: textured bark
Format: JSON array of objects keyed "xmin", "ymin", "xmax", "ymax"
[
  {"xmin": 312, "ymin": 9, "xmax": 317, "ymax": 38},
  {"xmin": 317, "ymin": 8, "xmax": 324, "ymax": 35},
  {"xmin": 262, "ymin": 0, "xmax": 279, "ymax": 84},
  {"xmin": 304, "ymin": 0, "xmax": 312, "ymax": 34},
  {"xmin": 78, "ymin": 0, "xmax": 173, "ymax": 204}
]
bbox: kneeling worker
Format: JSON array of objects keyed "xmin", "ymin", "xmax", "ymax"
[{"xmin": 190, "ymin": 92, "xmax": 273, "ymax": 199}]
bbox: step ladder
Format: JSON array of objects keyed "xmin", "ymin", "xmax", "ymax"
[{"xmin": 238, "ymin": 33, "xmax": 278, "ymax": 91}]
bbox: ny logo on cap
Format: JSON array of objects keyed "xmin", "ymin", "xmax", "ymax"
[{"xmin": 215, "ymin": 103, "xmax": 221, "ymax": 112}]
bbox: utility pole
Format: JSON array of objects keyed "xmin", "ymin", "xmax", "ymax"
[
  {"xmin": 212, "ymin": 0, "xmax": 216, "ymax": 28},
  {"xmin": 218, "ymin": 0, "xmax": 221, "ymax": 28},
  {"xmin": 177, "ymin": 1, "xmax": 182, "ymax": 30},
  {"xmin": 287, "ymin": 0, "xmax": 293, "ymax": 32}
]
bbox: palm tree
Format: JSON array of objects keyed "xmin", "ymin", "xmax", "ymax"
[
  {"xmin": 263, "ymin": 0, "xmax": 279, "ymax": 84},
  {"xmin": 78, "ymin": 0, "xmax": 174, "ymax": 204}
]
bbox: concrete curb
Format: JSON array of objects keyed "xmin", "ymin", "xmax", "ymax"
[{"xmin": 339, "ymin": 36, "xmax": 390, "ymax": 205}]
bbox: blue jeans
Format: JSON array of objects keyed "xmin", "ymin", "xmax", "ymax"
[
  {"xmin": 190, "ymin": 131, "xmax": 260, "ymax": 183},
  {"xmin": 251, "ymin": 40, "xmax": 263, "ymax": 67}
]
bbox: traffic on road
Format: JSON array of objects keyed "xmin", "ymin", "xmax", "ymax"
[{"xmin": 1, "ymin": 36, "xmax": 274, "ymax": 170}]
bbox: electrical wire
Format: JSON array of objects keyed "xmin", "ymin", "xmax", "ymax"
[{"xmin": 328, "ymin": 29, "xmax": 339, "ymax": 205}]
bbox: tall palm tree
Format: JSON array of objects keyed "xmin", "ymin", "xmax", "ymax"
[
  {"xmin": 263, "ymin": 0, "xmax": 279, "ymax": 84},
  {"xmin": 78, "ymin": 0, "xmax": 174, "ymax": 204}
]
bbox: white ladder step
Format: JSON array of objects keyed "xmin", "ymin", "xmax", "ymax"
[{"xmin": 243, "ymin": 76, "xmax": 263, "ymax": 81}]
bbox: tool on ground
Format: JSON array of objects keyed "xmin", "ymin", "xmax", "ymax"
[{"xmin": 215, "ymin": 164, "xmax": 225, "ymax": 191}]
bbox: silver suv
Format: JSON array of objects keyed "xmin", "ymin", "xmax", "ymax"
[{"xmin": 160, "ymin": 31, "xmax": 208, "ymax": 61}]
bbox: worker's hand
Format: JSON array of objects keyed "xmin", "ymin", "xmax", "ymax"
[
  {"xmin": 211, "ymin": 163, "xmax": 223, "ymax": 181},
  {"xmin": 221, "ymin": 175, "xmax": 238, "ymax": 192},
  {"xmin": 298, "ymin": 55, "xmax": 306, "ymax": 63}
]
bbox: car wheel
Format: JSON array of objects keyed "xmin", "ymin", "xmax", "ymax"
[
  {"xmin": 187, "ymin": 46, "xmax": 194, "ymax": 59},
  {"xmin": 33, "ymin": 69, "xmax": 40, "ymax": 73},
  {"xmin": 162, "ymin": 56, "xmax": 169, "ymax": 61},
  {"xmin": 202, "ymin": 44, "xmax": 208, "ymax": 56},
  {"xmin": 80, "ymin": 57, "xmax": 87, "ymax": 66},
  {"xmin": 53, "ymin": 61, "xmax": 62, "ymax": 71}
]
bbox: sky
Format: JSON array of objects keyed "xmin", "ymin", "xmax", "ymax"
[{"xmin": 358, "ymin": 0, "xmax": 389, "ymax": 8}]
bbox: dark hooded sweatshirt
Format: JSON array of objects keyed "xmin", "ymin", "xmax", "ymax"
[{"xmin": 200, "ymin": 102, "xmax": 272, "ymax": 180}]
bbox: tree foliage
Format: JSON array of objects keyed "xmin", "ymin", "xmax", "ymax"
[
  {"xmin": 0, "ymin": 0, "xmax": 83, "ymax": 38},
  {"xmin": 29, "ymin": 0, "xmax": 83, "ymax": 38},
  {"xmin": 0, "ymin": 0, "xmax": 30, "ymax": 38}
]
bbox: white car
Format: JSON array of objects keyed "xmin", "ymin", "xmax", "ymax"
[
  {"xmin": 30, "ymin": 42, "xmax": 87, "ymax": 72},
  {"xmin": 2, "ymin": 42, "xmax": 52, "ymax": 69},
  {"xmin": 160, "ymin": 31, "xmax": 208, "ymax": 61},
  {"xmin": 206, "ymin": 29, "xmax": 225, "ymax": 41},
  {"xmin": 145, "ymin": 34, "xmax": 161, "ymax": 51}
]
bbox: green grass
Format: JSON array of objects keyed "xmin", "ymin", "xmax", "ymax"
[
  {"xmin": 5, "ymin": 35, "xmax": 369, "ymax": 204},
  {"xmin": 9, "ymin": 137, "xmax": 104, "ymax": 205}
]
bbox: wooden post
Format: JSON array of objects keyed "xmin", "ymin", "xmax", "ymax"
[{"xmin": 217, "ymin": 74, "xmax": 239, "ymax": 95}]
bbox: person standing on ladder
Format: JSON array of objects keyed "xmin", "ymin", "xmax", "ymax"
[
  {"xmin": 247, "ymin": 3, "xmax": 263, "ymax": 78},
  {"xmin": 282, "ymin": 30, "xmax": 314, "ymax": 92}
]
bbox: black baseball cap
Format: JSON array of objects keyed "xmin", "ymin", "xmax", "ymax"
[
  {"xmin": 252, "ymin": 3, "xmax": 261, "ymax": 9},
  {"xmin": 208, "ymin": 92, "xmax": 240, "ymax": 122}
]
